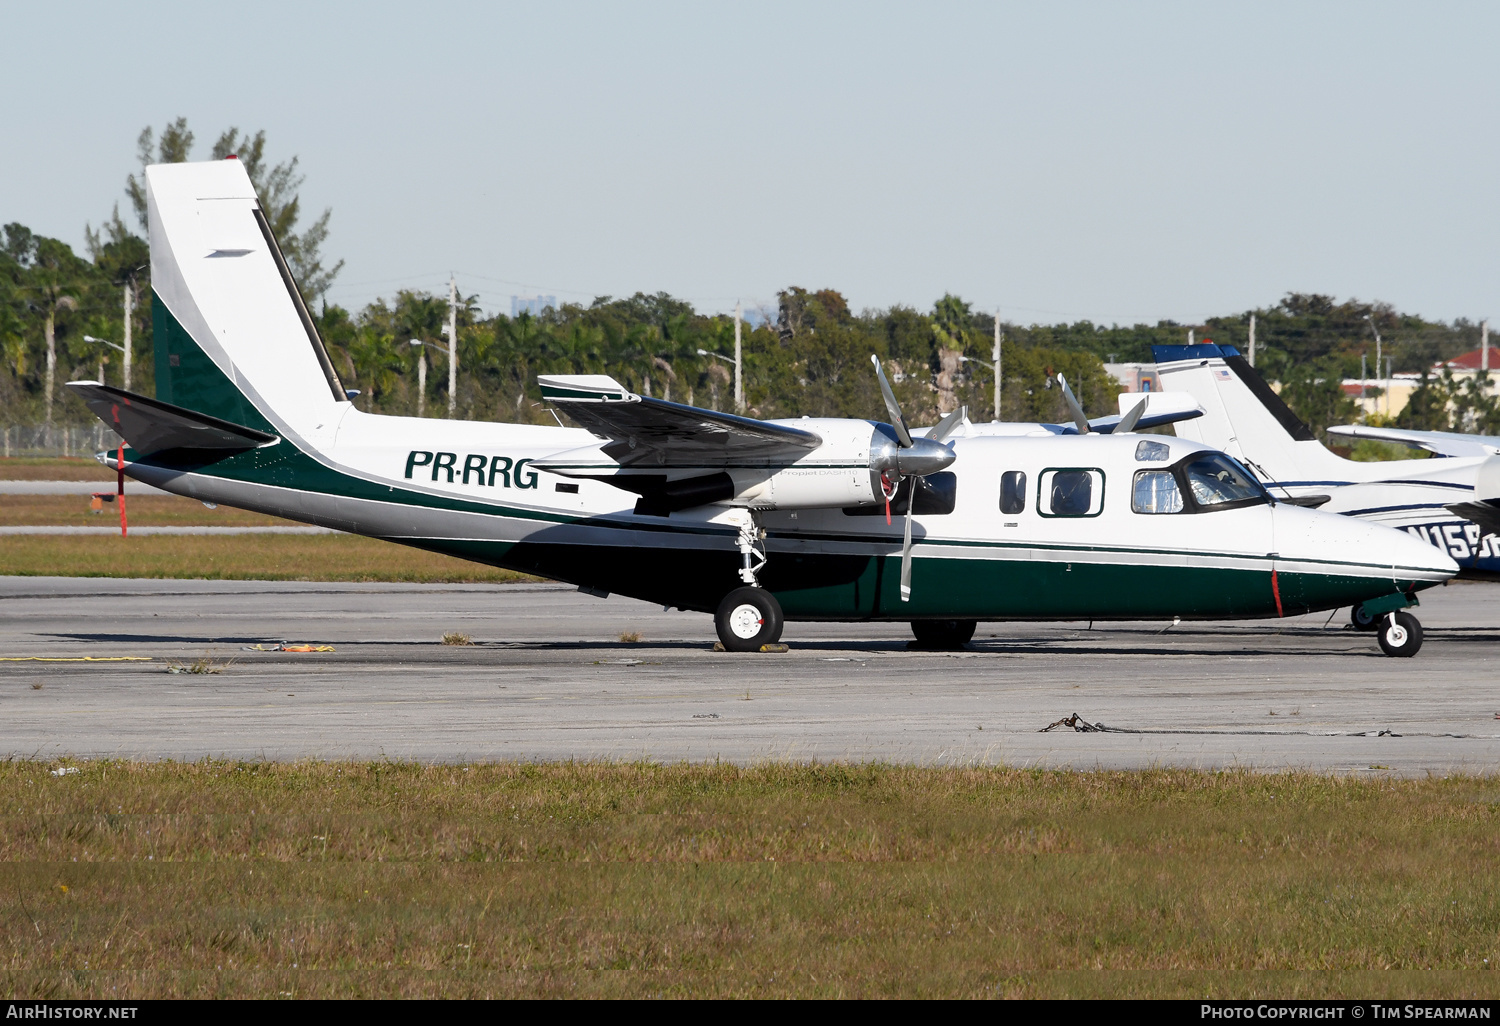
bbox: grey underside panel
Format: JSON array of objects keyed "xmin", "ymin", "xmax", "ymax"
[{"xmin": 554, "ymin": 396, "xmax": 821, "ymax": 466}]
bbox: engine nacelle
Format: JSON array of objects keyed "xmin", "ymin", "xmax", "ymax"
[{"xmin": 725, "ymin": 418, "xmax": 878, "ymax": 510}]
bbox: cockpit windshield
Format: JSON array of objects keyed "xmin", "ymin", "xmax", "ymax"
[{"xmin": 1182, "ymin": 453, "xmax": 1269, "ymax": 511}]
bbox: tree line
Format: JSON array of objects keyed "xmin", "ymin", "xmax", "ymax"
[{"xmin": 3, "ymin": 118, "xmax": 1494, "ymax": 440}]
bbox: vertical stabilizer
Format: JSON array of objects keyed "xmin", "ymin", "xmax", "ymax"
[
  {"xmin": 1152, "ymin": 344, "xmax": 1350, "ymax": 489},
  {"xmin": 146, "ymin": 159, "xmax": 348, "ymax": 442}
]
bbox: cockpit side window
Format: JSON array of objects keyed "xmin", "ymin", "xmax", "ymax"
[{"xmin": 1182, "ymin": 453, "xmax": 1269, "ymax": 511}]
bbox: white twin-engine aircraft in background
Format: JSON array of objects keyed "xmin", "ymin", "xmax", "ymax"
[
  {"xmin": 1153, "ymin": 343, "xmax": 1500, "ymax": 626},
  {"xmin": 67, "ymin": 159, "xmax": 1457, "ymax": 657}
]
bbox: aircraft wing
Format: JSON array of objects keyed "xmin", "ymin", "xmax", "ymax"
[
  {"xmin": 1325, "ymin": 424, "xmax": 1500, "ymax": 458},
  {"xmin": 537, "ymin": 374, "xmax": 822, "ymax": 467},
  {"xmin": 65, "ymin": 381, "xmax": 279, "ymax": 455}
]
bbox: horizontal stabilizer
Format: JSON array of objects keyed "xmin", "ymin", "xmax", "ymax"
[
  {"xmin": 539, "ymin": 378, "xmax": 822, "ymax": 467},
  {"xmin": 537, "ymin": 374, "xmax": 633, "ymax": 402},
  {"xmin": 66, "ymin": 381, "xmax": 279, "ymax": 455},
  {"xmin": 1088, "ymin": 391, "xmax": 1205, "ymax": 433}
]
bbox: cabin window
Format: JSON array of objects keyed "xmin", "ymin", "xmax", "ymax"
[
  {"xmin": 1039, "ymin": 468, "xmax": 1104, "ymax": 517},
  {"xmin": 844, "ymin": 472, "xmax": 957, "ymax": 516},
  {"xmin": 999, "ymin": 471, "xmax": 1026, "ymax": 514},
  {"xmin": 1134, "ymin": 439, "xmax": 1171, "ymax": 462},
  {"xmin": 1183, "ymin": 453, "xmax": 1269, "ymax": 511},
  {"xmin": 1131, "ymin": 470, "xmax": 1183, "ymax": 514}
]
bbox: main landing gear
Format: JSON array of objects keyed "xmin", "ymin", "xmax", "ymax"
[
  {"xmin": 909, "ymin": 619, "xmax": 977, "ymax": 649},
  {"xmin": 714, "ymin": 509, "xmax": 785, "ymax": 652}
]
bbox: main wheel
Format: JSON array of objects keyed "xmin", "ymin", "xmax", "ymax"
[
  {"xmin": 1377, "ymin": 611, "xmax": 1423, "ymax": 657},
  {"xmin": 715, "ymin": 587, "xmax": 785, "ymax": 652},
  {"xmin": 1350, "ymin": 604, "xmax": 1380, "ymax": 632},
  {"xmin": 909, "ymin": 619, "xmax": 977, "ymax": 649}
]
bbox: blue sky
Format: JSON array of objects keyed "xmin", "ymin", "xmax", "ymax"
[{"xmin": 5, "ymin": 1, "xmax": 1499, "ymax": 325}]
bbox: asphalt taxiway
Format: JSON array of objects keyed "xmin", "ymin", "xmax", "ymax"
[{"xmin": 1, "ymin": 575, "xmax": 1497, "ymax": 773}]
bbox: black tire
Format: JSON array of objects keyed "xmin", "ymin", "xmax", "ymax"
[
  {"xmin": 715, "ymin": 587, "xmax": 784, "ymax": 652},
  {"xmin": 1377, "ymin": 611, "xmax": 1423, "ymax": 658},
  {"xmin": 909, "ymin": 619, "xmax": 977, "ymax": 649},
  {"xmin": 1350, "ymin": 604, "xmax": 1380, "ymax": 632}
]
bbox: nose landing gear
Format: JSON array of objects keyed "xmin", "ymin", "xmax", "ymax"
[{"xmin": 1376, "ymin": 610, "xmax": 1423, "ymax": 657}]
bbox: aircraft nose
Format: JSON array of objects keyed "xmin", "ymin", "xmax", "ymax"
[
  {"xmin": 895, "ymin": 437, "xmax": 955, "ymax": 477},
  {"xmin": 1279, "ymin": 505, "xmax": 1458, "ymax": 582}
]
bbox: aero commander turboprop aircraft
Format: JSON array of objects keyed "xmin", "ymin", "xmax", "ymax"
[
  {"xmin": 1153, "ymin": 344, "xmax": 1500, "ymax": 605},
  {"xmin": 66, "ymin": 160, "xmax": 1457, "ymax": 657}
]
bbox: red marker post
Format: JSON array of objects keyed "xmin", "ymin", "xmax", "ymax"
[{"xmin": 116, "ymin": 443, "xmax": 127, "ymax": 537}]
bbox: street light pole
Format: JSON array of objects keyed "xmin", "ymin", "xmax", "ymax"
[
  {"xmin": 1365, "ymin": 314, "xmax": 1384, "ymax": 417},
  {"xmin": 992, "ymin": 312, "xmax": 1002, "ymax": 422},
  {"xmin": 733, "ymin": 301, "xmax": 743, "ymax": 413},
  {"xmin": 122, "ymin": 280, "xmax": 133, "ymax": 390},
  {"xmin": 446, "ymin": 276, "xmax": 458, "ymax": 418}
]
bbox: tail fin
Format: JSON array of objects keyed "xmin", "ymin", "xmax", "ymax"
[
  {"xmin": 1152, "ymin": 344, "xmax": 1350, "ymax": 488},
  {"xmin": 146, "ymin": 159, "xmax": 348, "ymax": 440}
]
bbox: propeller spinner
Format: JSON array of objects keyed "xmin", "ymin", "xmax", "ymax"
[{"xmin": 869, "ymin": 355, "xmax": 961, "ymax": 602}]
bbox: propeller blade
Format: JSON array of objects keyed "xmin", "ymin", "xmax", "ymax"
[
  {"xmin": 1115, "ymin": 394, "xmax": 1149, "ymax": 434},
  {"xmin": 899, "ymin": 497, "xmax": 915, "ymax": 603},
  {"xmin": 1056, "ymin": 373, "xmax": 1090, "ymax": 434},
  {"xmin": 870, "ymin": 355, "xmax": 913, "ymax": 448},
  {"xmin": 928, "ymin": 405, "xmax": 967, "ymax": 444}
]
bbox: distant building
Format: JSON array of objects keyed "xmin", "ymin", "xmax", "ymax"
[
  {"xmin": 511, "ymin": 295, "xmax": 557, "ymax": 318},
  {"xmin": 1104, "ymin": 363, "xmax": 1160, "ymax": 393}
]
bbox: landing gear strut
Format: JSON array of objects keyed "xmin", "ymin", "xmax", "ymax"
[
  {"xmin": 1377, "ymin": 611, "xmax": 1423, "ymax": 657},
  {"xmin": 715, "ymin": 509, "xmax": 783, "ymax": 651}
]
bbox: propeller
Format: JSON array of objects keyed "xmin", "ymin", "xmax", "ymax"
[
  {"xmin": 1115, "ymin": 393, "xmax": 1149, "ymax": 434},
  {"xmin": 1056, "ymin": 373, "xmax": 1090, "ymax": 434},
  {"xmin": 869, "ymin": 355, "xmax": 961, "ymax": 602}
]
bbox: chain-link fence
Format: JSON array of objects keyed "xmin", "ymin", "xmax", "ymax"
[{"xmin": 0, "ymin": 424, "xmax": 124, "ymax": 459}]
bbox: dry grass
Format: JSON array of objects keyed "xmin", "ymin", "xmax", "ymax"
[
  {"xmin": 617, "ymin": 631, "xmax": 643, "ymax": 644},
  {"xmin": 0, "ymin": 457, "xmax": 116, "ymax": 482},
  {"xmin": 2, "ymin": 761, "xmax": 1499, "ymax": 998},
  {"xmin": 0, "ymin": 494, "xmax": 292, "ymax": 528},
  {"xmin": 0, "ymin": 534, "xmax": 539, "ymax": 584},
  {"xmin": 441, "ymin": 632, "xmax": 473, "ymax": 646}
]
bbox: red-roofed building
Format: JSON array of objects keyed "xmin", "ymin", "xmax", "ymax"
[{"xmin": 1434, "ymin": 347, "xmax": 1496, "ymax": 372}]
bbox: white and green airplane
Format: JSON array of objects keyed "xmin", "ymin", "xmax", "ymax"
[{"xmin": 68, "ymin": 159, "xmax": 1457, "ymax": 657}]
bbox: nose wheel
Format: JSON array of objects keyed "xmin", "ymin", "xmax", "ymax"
[{"xmin": 1377, "ymin": 611, "xmax": 1423, "ymax": 657}]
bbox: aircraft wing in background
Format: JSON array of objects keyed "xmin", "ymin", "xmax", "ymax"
[{"xmin": 1325, "ymin": 424, "xmax": 1500, "ymax": 458}]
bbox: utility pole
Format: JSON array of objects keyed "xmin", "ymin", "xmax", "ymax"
[
  {"xmin": 1365, "ymin": 313, "xmax": 1383, "ymax": 416},
  {"xmin": 122, "ymin": 280, "xmax": 133, "ymax": 390},
  {"xmin": 1483, "ymin": 319, "xmax": 1490, "ymax": 374},
  {"xmin": 993, "ymin": 311, "xmax": 1003, "ymax": 421},
  {"xmin": 1360, "ymin": 353, "xmax": 1367, "ymax": 407},
  {"xmin": 446, "ymin": 276, "xmax": 458, "ymax": 417},
  {"xmin": 1188, "ymin": 328, "xmax": 1195, "ymax": 346},
  {"xmin": 733, "ymin": 301, "xmax": 744, "ymax": 413},
  {"xmin": 1248, "ymin": 312, "xmax": 1256, "ymax": 367},
  {"xmin": 417, "ymin": 347, "xmax": 427, "ymax": 418}
]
